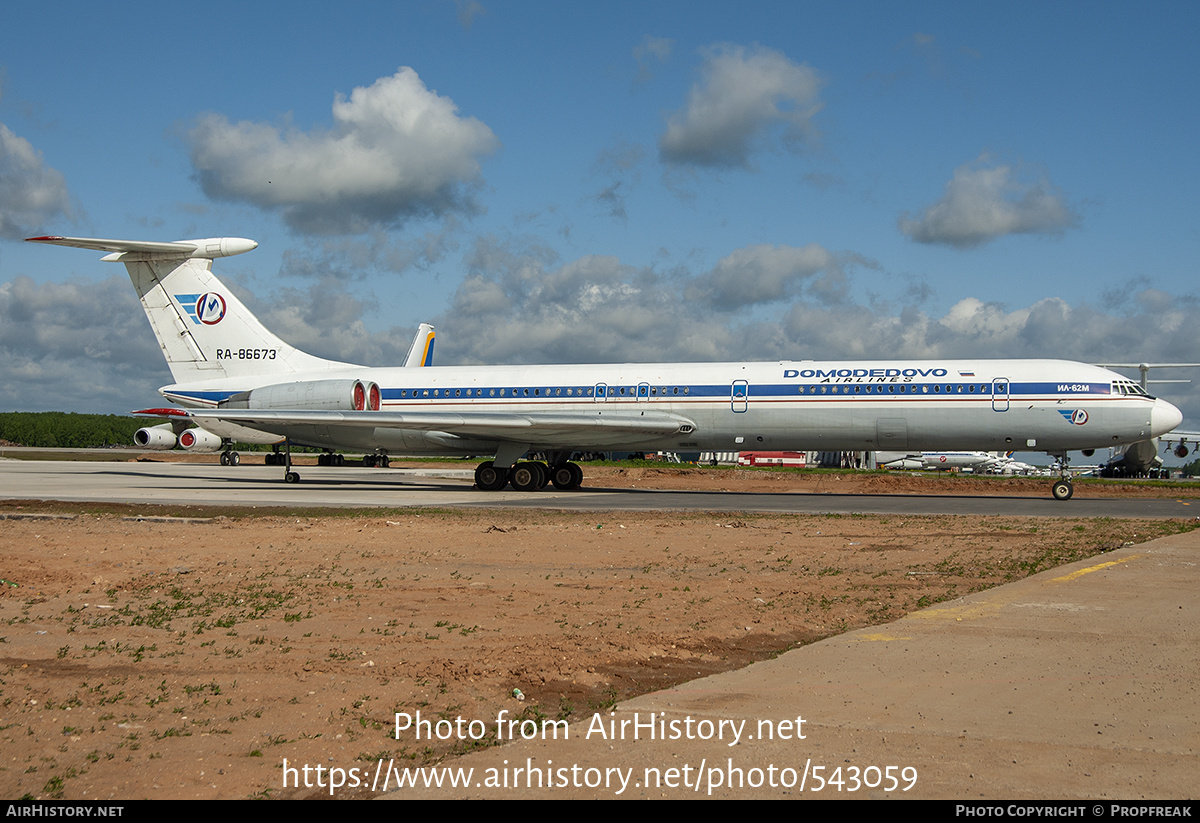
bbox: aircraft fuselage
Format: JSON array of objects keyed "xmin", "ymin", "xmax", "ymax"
[{"xmin": 171, "ymin": 358, "xmax": 1179, "ymax": 457}]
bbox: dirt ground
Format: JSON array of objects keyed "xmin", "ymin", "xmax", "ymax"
[{"xmin": 1, "ymin": 463, "xmax": 1196, "ymax": 800}]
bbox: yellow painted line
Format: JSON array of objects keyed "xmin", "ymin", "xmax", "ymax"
[
  {"xmin": 908, "ymin": 602, "xmax": 1005, "ymax": 622},
  {"xmin": 850, "ymin": 632, "xmax": 912, "ymax": 642},
  {"xmin": 1052, "ymin": 555, "xmax": 1140, "ymax": 583}
]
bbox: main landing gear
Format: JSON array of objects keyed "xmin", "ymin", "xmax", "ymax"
[{"xmin": 474, "ymin": 460, "xmax": 584, "ymax": 492}]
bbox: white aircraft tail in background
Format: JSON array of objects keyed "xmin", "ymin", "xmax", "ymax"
[{"xmin": 404, "ymin": 323, "xmax": 436, "ymax": 368}]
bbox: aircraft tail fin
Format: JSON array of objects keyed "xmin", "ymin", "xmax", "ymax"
[
  {"xmin": 404, "ymin": 323, "xmax": 436, "ymax": 367},
  {"xmin": 27, "ymin": 235, "xmax": 356, "ymax": 385}
]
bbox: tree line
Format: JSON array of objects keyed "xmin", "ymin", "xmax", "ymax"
[
  {"xmin": 0, "ymin": 412, "xmax": 158, "ymax": 449},
  {"xmin": 0, "ymin": 411, "xmax": 314, "ymax": 453}
]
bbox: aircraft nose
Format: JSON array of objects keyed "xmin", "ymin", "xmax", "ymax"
[{"xmin": 1151, "ymin": 397, "xmax": 1183, "ymax": 437}]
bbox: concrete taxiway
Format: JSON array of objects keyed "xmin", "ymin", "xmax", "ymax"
[
  {"xmin": 0, "ymin": 459, "xmax": 1195, "ymax": 517},
  {"xmin": 384, "ymin": 530, "xmax": 1199, "ymax": 799}
]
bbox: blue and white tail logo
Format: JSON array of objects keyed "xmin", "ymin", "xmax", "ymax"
[
  {"xmin": 176, "ymin": 292, "xmax": 227, "ymax": 325},
  {"xmin": 196, "ymin": 293, "xmax": 227, "ymax": 325}
]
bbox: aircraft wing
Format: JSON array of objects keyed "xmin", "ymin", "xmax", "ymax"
[
  {"xmin": 188, "ymin": 408, "xmax": 695, "ymax": 447},
  {"xmin": 1159, "ymin": 430, "xmax": 1200, "ymax": 459}
]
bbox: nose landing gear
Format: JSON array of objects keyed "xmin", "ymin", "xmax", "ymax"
[
  {"xmin": 1049, "ymin": 451, "xmax": 1073, "ymax": 500},
  {"xmin": 1051, "ymin": 478, "xmax": 1073, "ymax": 500}
]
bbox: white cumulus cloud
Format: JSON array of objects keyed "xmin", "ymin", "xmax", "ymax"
[
  {"xmin": 0, "ymin": 123, "xmax": 73, "ymax": 239},
  {"xmin": 899, "ymin": 157, "xmax": 1078, "ymax": 248},
  {"xmin": 659, "ymin": 45, "xmax": 823, "ymax": 169},
  {"xmin": 187, "ymin": 68, "xmax": 499, "ymax": 234},
  {"xmin": 684, "ymin": 243, "xmax": 852, "ymax": 309},
  {"xmin": 0, "ymin": 275, "xmax": 165, "ymax": 412}
]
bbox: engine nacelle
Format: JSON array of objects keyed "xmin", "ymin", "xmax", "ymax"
[
  {"xmin": 178, "ymin": 427, "xmax": 224, "ymax": 452},
  {"xmin": 220, "ymin": 379, "xmax": 380, "ymax": 411},
  {"xmin": 134, "ymin": 423, "xmax": 177, "ymax": 450},
  {"xmin": 1175, "ymin": 444, "xmax": 1189, "ymax": 458},
  {"xmin": 181, "ymin": 237, "xmax": 258, "ymax": 259}
]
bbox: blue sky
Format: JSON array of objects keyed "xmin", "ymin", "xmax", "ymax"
[{"xmin": 1, "ymin": 1, "xmax": 1198, "ymax": 457}]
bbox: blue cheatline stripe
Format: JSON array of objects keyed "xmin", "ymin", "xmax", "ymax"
[
  {"xmin": 169, "ymin": 379, "xmax": 1125, "ymax": 410},
  {"xmin": 378, "ymin": 380, "xmax": 1113, "ymax": 402}
]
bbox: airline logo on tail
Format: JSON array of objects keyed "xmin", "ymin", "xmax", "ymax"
[{"xmin": 176, "ymin": 292, "xmax": 227, "ymax": 325}]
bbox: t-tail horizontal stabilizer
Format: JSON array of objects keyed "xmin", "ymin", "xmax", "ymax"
[{"xmin": 26, "ymin": 236, "xmax": 258, "ymax": 259}]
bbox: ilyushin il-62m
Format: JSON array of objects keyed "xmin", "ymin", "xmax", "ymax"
[{"xmin": 28, "ymin": 235, "xmax": 1184, "ymax": 500}]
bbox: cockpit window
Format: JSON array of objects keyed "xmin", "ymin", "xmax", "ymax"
[{"xmin": 1113, "ymin": 380, "xmax": 1152, "ymax": 398}]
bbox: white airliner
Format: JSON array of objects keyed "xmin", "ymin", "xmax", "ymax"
[
  {"xmin": 28, "ymin": 234, "xmax": 1184, "ymax": 500},
  {"xmin": 877, "ymin": 451, "xmax": 1007, "ymax": 472},
  {"xmin": 878, "ymin": 451, "xmax": 1046, "ymax": 475}
]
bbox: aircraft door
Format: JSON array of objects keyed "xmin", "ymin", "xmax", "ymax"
[
  {"xmin": 637, "ymin": 382, "xmax": 649, "ymax": 401},
  {"xmin": 594, "ymin": 383, "xmax": 608, "ymax": 402},
  {"xmin": 876, "ymin": 418, "xmax": 908, "ymax": 449},
  {"xmin": 991, "ymin": 378, "xmax": 1010, "ymax": 412},
  {"xmin": 731, "ymin": 380, "xmax": 749, "ymax": 413}
]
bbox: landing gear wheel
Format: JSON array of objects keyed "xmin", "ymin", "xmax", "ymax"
[
  {"xmin": 1051, "ymin": 479, "xmax": 1073, "ymax": 500},
  {"xmin": 229, "ymin": 451, "xmax": 240, "ymax": 466},
  {"xmin": 380, "ymin": 455, "xmax": 390, "ymax": 468},
  {"xmin": 220, "ymin": 452, "xmax": 229, "ymax": 466},
  {"xmin": 550, "ymin": 462, "xmax": 583, "ymax": 490},
  {"xmin": 474, "ymin": 461, "xmax": 508, "ymax": 491},
  {"xmin": 363, "ymin": 455, "xmax": 377, "ymax": 468},
  {"xmin": 509, "ymin": 461, "xmax": 544, "ymax": 491},
  {"xmin": 285, "ymin": 471, "xmax": 301, "ymax": 484}
]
